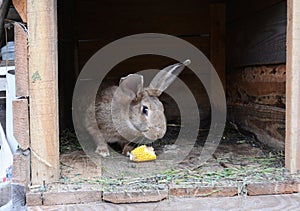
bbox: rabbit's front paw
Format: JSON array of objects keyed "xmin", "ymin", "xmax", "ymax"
[
  {"xmin": 95, "ymin": 145, "xmax": 110, "ymax": 157},
  {"xmin": 122, "ymin": 144, "xmax": 135, "ymax": 156}
]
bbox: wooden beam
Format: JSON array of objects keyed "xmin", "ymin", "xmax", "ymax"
[
  {"xmin": 27, "ymin": 0, "xmax": 59, "ymax": 184},
  {"xmin": 13, "ymin": 99, "xmax": 29, "ymax": 150},
  {"xmin": 14, "ymin": 23, "xmax": 29, "ymax": 97},
  {"xmin": 210, "ymin": 3, "xmax": 226, "ymax": 89},
  {"xmin": 285, "ymin": 0, "xmax": 300, "ymax": 173}
]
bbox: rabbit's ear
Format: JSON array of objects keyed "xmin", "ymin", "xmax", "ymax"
[
  {"xmin": 119, "ymin": 74, "xmax": 144, "ymax": 99},
  {"xmin": 149, "ymin": 59, "xmax": 190, "ymax": 96}
]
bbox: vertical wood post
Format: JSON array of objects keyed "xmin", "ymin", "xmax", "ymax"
[
  {"xmin": 286, "ymin": 0, "xmax": 300, "ymax": 173},
  {"xmin": 210, "ymin": 3, "xmax": 226, "ymax": 89},
  {"xmin": 14, "ymin": 23, "xmax": 29, "ymax": 97},
  {"xmin": 27, "ymin": 0, "xmax": 59, "ymax": 184}
]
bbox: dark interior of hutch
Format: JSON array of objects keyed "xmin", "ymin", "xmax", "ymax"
[
  {"xmin": 1, "ymin": 0, "xmax": 287, "ymax": 171},
  {"xmin": 55, "ymin": 0, "xmax": 286, "ymax": 155}
]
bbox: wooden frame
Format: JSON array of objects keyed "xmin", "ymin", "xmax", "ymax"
[
  {"xmin": 285, "ymin": 0, "xmax": 300, "ymax": 174},
  {"xmin": 11, "ymin": 0, "xmax": 300, "ymax": 188},
  {"xmin": 27, "ymin": 0, "xmax": 59, "ymax": 184}
]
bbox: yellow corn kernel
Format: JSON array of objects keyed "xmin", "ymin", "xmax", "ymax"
[{"xmin": 129, "ymin": 145, "xmax": 156, "ymax": 162}]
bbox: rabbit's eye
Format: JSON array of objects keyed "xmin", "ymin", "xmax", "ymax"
[{"xmin": 142, "ymin": 105, "xmax": 149, "ymax": 116}]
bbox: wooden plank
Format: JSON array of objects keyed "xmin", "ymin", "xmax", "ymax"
[
  {"xmin": 169, "ymin": 185, "xmax": 237, "ymax": 197},
  {"xmin": 14, "ymin": 23, "xmax": 29, "ymax": 97},
  {"xmin": 27, "ymin": 0, "xmax": 59, "ymax": 184},
  {"xmin": 77, "ymin": 0, "xmax": 210, "ymax": 40},
  {"xmin": 103, "ymin": 190, "xmax": 168, "ymax": 204},
  {"xmin": 26, "ymin": 194, "xmax": 300, "ymax": 210},
  {"xmin": 12, "ymin": 0, "xmax": 27, "ymax": 23},
  {"xmin": 26, "ymin": 190, "xmax": 103, "ymax": 206},
  {"xmin": 210, "ymin": 3, "xmax": 226, "ymax": 89},
  {"xmin": 285, "ymin": 0, "xmax": 300, "ymax": 173},
  {"xmin": 227, "ymin": 1, "xmax": 287, "ymax": 67},
  {"xmin": 227, "ymin": 0, "xmax": 285, "ymax": 22},
  {"xmin": 12, "ymin": 149, "xmax": 30, "ymax": 185},
  {"xmin": 247, "ymin": 183, "xmax": 299, "ymax": 196},
  {"xmin": 228, "ymin": 103, "xmax": 285, "ymax": 150},
  {"xmin": 227, "ymin": 65, "xmax": 286, "ymax": 108},
  {"xmin": 78, "ymin": 37, "xmax": 211, "ymax": 70},
  {"xmin": 12, "ymin": 99, "xmax": 29, "ymax": 150}
]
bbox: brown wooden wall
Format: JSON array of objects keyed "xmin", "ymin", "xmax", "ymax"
[
  {"xmin": 227, "ymin": 0, "xmax": 287, "ymax": 150},
  {"xmin": 76, "ymin": 0, "xmax": 211, "ymax": 70},
  {"xmin": 227, "ymin": 0, "xmax": 286, "ymax": 67},
  {"xmin": 58, "ymin": 0, "xmax": 225, "ymax": 128}
]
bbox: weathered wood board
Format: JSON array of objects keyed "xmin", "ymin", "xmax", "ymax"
[
  {"xmin": 227, "ymin": 1, "xmax": 287, "ymax": 67},
  {"xmin": 77, "ymin": 0, "xmax": 210, "ymax": 41},
  {"xmin": 14, "ymin": 23, "xmax": 29, "ymax": 97},
  {"xmin": 227, "ymin": 0, "xmax": 285, "ymax": 22},
  {"xmin": 27, "ymin": 0, "xmax": 59, "ymax": 184},
  {"xmin": 27, "ymin": 190, "xmax": 103, "ymax": 206},
  {"xmin": 12, "ymin": 149, "xmax": 30, "ymax": 185},
  {"xmin": 227, "ymin": 65, "xmax": 286, "ymax": 108},
  {"xmin": 77, "ymin": 37, "xmax": 211, "ymax": 70},
  {"xmin": 210, "ymin": 3, "xmax": 226, "ymax": 89},
  {"xmin": 12, "ymin": 99, "xmax": 29, "ymax": 150},
  {"xmin": 228, "ymin": 103, "xmax": 285, "ymax": 150},
  {"xmin": 227, "ymin": 65, "xmax": 286, "ymax": 150},
  {"xmin": 285, "ymin": 0, "xmax": 300, "ymax": 173}
]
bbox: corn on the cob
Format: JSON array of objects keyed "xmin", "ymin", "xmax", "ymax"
[{"xmin": 129, "ymin": 145, "xmax": 156, "ymax": 162}]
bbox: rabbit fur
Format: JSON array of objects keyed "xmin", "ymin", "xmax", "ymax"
[{"xmin": 86, "ymin": 60, "xmax": 190, "ymax": 157}]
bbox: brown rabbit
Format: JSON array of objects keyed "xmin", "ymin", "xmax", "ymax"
[{"xmin": 86, "ymin": 59, "xmax": 191, "ymax": 157}]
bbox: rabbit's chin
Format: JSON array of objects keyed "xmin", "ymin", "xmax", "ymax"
[{"xmin": 143, "ymin": 130, "xmax": 165, "ymax": 141}]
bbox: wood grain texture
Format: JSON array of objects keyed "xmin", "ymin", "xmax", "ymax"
[
  {"xmin": 14, "ymin": 23, "xmax": 29, "ymax": 97},
  {"xmin": 227, "ymin": 0, "xmax": 285, "ymax": 22},
  {"xmin": 27, "ymin": 0, "xmax": 59, "ymax": 184},
  {"xmin": 247, "ymin": 183, "xmax": 299, "ymax": 196},
  {"xmin": 27, "ymin": 194, "xmax": 300, "ymax": 211},
  {"xmin": 210, "ymin": 3, "xmax": 226, "ymax": 89},
  {"xmin": 77, "ymin": 36, "xmax": 211, "ymax": 70},
  {"xmin": 285, "ymin": 0, "xmax": 300, "ymax": 173},
  {"xmin": 12, "ymin": 0, "xmax": 27, "ymax": 23},
  {"xmin": 27, "ymin": 190, "xmax": 103, "ymax": 206},
  {"xmin": 227, "ymin": 65, "xmax": 286, "ymax": 108},
  {"xmin": 12, "ymin": 99, "xmax": 29, "ymax": 150},
  {"xmin": 227, "ymin": 64, "xmax": 286, "ymax": 150},
  {"xmin": 169, "ymin": 185, "xmax": 237, "ymax": 197},
  {"xmin": 12, "ymin": 149, "xmax": 30, "ymax": 186},
  {"xmin": 77, "ymin": 0, "xmax": 210, "ymax": 40},
  {"xmin": 103, "ymin": 190, "xmax": 168, "ymax": 204},
  {"xmin": 228, "ymin": 103, "xmax": 285, "ymax": 150},
  {"xmin": 227, "ymin": 1, "xmax": 287, "ymax": 67}
]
